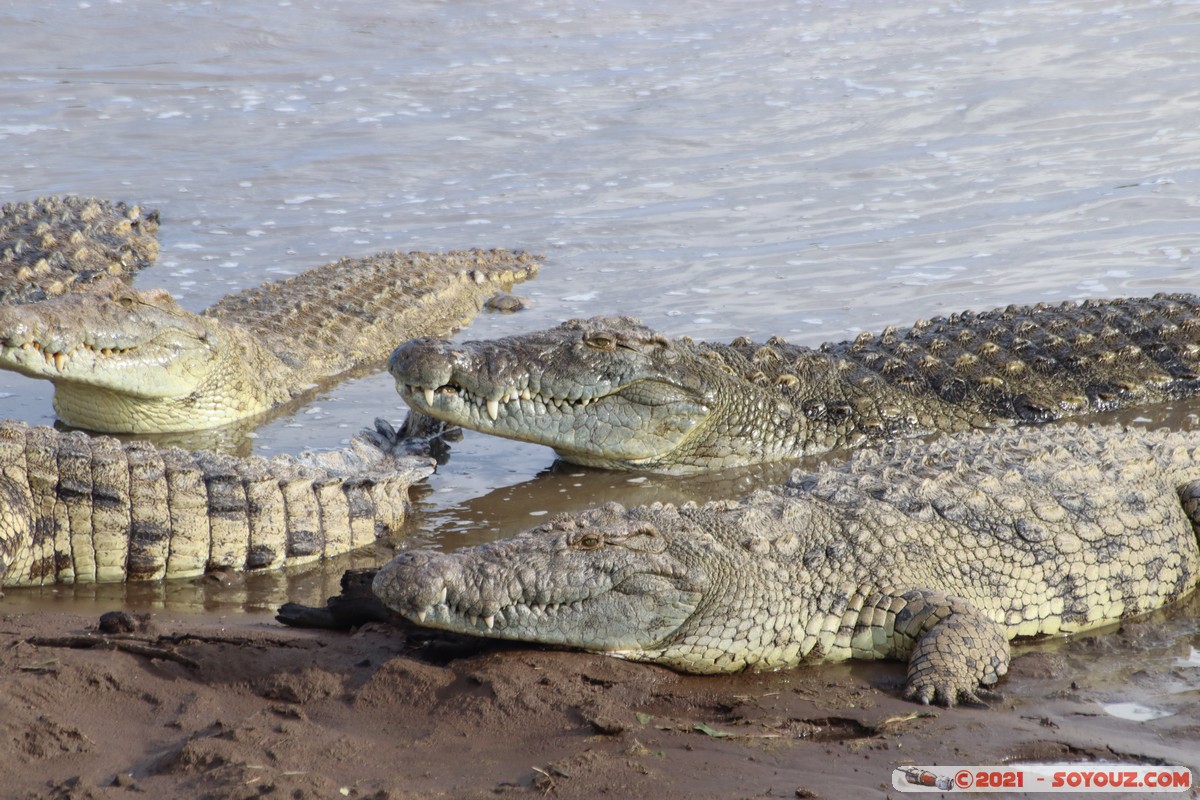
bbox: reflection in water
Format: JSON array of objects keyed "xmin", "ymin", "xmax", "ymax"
[
  {"xmin": 1, "ymin": 549, "xmax": 388, "ymax": 616},
  {"xmin": 412, "ymin": 456, "xmax": 800, "ymax": 547},
  {"xmin": 1100, "ymin": 702, "xmax": 1174, "ymax": 722},
  {"xmin": 415, "ymin": 397, "xmax": 1200, "ymax": 545},
  {"xmin": 52, "ymin": 362, "xmax": 399, "ymax": 458},
  {"xmin": 1011, "ymin": 590, "xmax": 1200, "ymax": 717}
]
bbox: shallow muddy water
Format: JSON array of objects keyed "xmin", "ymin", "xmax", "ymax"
[{"xmin": 1, "ymin": 0, "xmax": 1199, "ymax": 725}]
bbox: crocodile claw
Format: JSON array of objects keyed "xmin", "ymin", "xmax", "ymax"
[{"xmin": 903, "ymin": 680, "xmax": 1002, "ymax": 709}]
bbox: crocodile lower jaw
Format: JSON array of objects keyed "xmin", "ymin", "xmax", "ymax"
[{"xmin": 52, "ymin": 383, "xmax": 273, "ymax": 434}]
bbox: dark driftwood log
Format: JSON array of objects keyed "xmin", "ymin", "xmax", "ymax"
[{"xmin": 275, "ymin": 568, "xmax": 395, "ymax": 630}]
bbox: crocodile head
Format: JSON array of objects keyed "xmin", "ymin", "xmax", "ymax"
[
  {"xmin": 374, "ymin": 501, "xmax": 730, "ymax": 664},
  {"xmin": 0, "ymin": 279, "xmax": 284, "ymax": 432},
  {"xmin": 388, "ymin": 316, "xmax": 795, "ymax": 473}
]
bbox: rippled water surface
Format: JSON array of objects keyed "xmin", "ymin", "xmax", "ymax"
[{"xmin": 2, "ymin": 0, "xmax": 1200, "ymax": 611}]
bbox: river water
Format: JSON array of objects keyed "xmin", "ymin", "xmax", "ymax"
[{"xmin": 2, "ymin": 0, "xmax": 1199, "ymax": 617}]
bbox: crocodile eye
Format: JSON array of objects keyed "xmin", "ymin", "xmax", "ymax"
[
  {"xmin": 575, "ymin": 532, "xmax": 604, "ymax": 549},
  {"xmin": 117, "ymin": 296, "xmax": 136, "ymax": 309},
  {"xmin": 584, "ymin": 334, "xmax": 616, "ymax": 351}
]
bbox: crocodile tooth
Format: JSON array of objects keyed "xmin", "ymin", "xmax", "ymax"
[
  {"xmin": 483, "ymin": 614, "xmax": 495, "ymax": 630},
  {"xmin": 54, "ymin": 352, "xmax": 67, "ymax": 371},
  {"xmin": 416, "ymin": 608, "xmax": 427, "ymax": 623},
  {"xmin": 520, "ymin": 387, "xmax": 531, "ymax": 401},
  {"xmin": 438, "ymin": 586, "xmax": 448, "ymax": 604},
  {"xmin": 486, "ymin": 398, "xmax": 499, "ymax": 420},
  {"xmin": 423, "ymin": 387, "xmax": 435, "ymax": 406}
]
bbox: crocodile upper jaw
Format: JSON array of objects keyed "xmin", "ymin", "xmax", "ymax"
[{"xmin": 398, "ymin": 377, "xmax": 711, "ymax": 469}]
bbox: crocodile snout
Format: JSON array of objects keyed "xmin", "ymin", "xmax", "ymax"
[
  {"xmin": 372, "ymin": 549, "xmax": 455, "ymax": 623},
  {"xmin": 387, "ymin": 337, "xmax": 476, "ymax": 389}
]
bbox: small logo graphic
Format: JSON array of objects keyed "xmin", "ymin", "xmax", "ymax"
[
  {"xmin": 892, "ymin": 765, "xmax": 1192, "ymax": 793},
  {"xmin": 896, "ymin": 767, "xmax": 954, "ymax": 791}
]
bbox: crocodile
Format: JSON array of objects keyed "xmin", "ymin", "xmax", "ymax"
[
  {"xmin": 388, "ymin": 296, "xmax": 1200, "ymax": 472},
  {"xmin": 0, "ymin": 245, "xmax": 540, "ymax": 433},
  {"xmin": 0, "ymin": 197, "xmax": 540, "ymax": 585},
  {"xmin": 0, "ymin": 418, "xmax": 432, "ymax": 587},
  {"xmin": 372, "ymin": 423, "xmax": 1200, "ymax": 705},
  {"xmin": 0, "ymin": 195, "xmax": 160, "ymax": 303}
]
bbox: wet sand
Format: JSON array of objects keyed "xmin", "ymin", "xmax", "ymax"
[{"xmin": 4, "ymin": 591, "xmax": 1197, "ymax": 800}]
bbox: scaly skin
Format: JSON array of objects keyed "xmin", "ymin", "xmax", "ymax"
[
  {"xmin": 373, "ymin": 423, "xmax": 1200, "ymax": 706},
  {"xmin": 0, "ymin": 195, "xmax": 159, "ymax": 303},
  {"xmin": 389, "ymin": 296, "xmax": 1200, "ymax": 472},
  {"xmin": 0, "ymin": 419, "xmax": 432, "ymax": 587},
  {"xmin": 0, "ymin": 248, "xmax": 540, "ymax": 433}
]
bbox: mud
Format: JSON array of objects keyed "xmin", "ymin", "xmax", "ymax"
[{"xmin": 2, "ymin": 591, "xmax": 1197, "ymax": 799}]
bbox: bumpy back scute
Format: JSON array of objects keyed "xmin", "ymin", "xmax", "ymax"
[
  {"xmin": 197, "ymin": 452, "xmax": 253, "ymax": 572},
  {"xmin": 205, "ymin": 249, "xmax": 540, "ymax": 382},
  {"xmin": 242, "ymin": 460, "xmax": 288, "ymax": 571},
  {"xmin": 363, "ymin": 477, "xmax": 412, "ymax": 535},
  {"xmin": 279, "ymin": 475, "xmax": 324, "ymax": 567},
  {"xmin": 0, "ymin": 196, "xmax": 160, "ymax": 303},
  {"xmin": 57, "ymin": 432, "xmax": 96, "ymax": 583},
  {"xmin": 162, "ymin": 448, "xmax": 212, "ymax": 579},
  {"xmin": 89, "ymin": 436, "xmax": 132, "ymax": 582},
  {"xmin": 343, "ymin": 478, "xmax": 379, "ymax": 550},
  {"xmin": 802, "ymin": 295, "xmax": 1200, "ymax": 426},
  {"xmin": 313, "ymin": 478, "xmax": 353, "ymax": 559},
  {"xmin": 125, "ymin": 442, "xmax": 171, "ymax": 581},
  {"xmin": 22, "ymin": 426, "xmax": 66, "ymax": 584}
]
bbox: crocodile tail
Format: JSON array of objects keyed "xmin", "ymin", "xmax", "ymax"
[
  {"xmin": 0, "ymin": 421, "xmax": 433, "ymax": 587},
  {"xmin": 203, "ymin": 249, "xmax": 541, "ymax": 379},
  {"xmin": 0, "ymin": 472, "xmax": 35, "ymax": 588}
]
